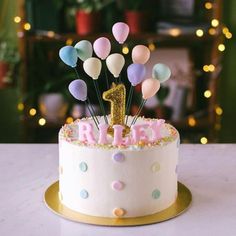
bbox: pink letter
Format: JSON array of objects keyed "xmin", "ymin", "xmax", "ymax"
[
  {"xmin": 98, "ymin": 123, "xmax": 109, "ymax": 144},
  {"xmin": 112, "ymin": 125, "xmax": 124, "ymax": 146},
  {"xmin": 78, "ymin": 121, "xmax": 96, "ymax": 144},
  {"xmin": 131, "ymin": 123, "xmax": 149, "ymax": 143},
  {"xmin": 149, "ymin": 119, "xmax": 165, "ymax": 141}
]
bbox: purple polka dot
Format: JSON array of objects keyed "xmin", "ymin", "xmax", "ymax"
[
  {"xmin": 112, "ymin": 181, "xmax": 124, "ymax": 191},
  {"xmin": 112, "ymin": 152, "xmax": 125, "ymax": 162}
]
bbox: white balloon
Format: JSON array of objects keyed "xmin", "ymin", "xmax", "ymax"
[
  {"xmin": 83, "ymin": 57, "xmax": 102, "ymax": 80},
  {"xmin": 106, "ymin": 53, "xmax": 125, "ymax": 78}
]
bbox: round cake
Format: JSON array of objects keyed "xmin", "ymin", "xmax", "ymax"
[{"xmin": 58, "ymin": 116, "xmax": 179, "ymax": 218}]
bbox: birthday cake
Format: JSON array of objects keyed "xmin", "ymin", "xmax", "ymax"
[{"xmin": 58, "ymin": 22, "xmax": 179, "ymax": 218}]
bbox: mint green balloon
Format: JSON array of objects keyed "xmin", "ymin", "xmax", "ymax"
[
  {"xmin": 74, "ymin": 40, "xmax": 93, "ymax": 62},
  {"xmin": 152, "ymin": 63, "xmax": 171, "ymax": 83}
]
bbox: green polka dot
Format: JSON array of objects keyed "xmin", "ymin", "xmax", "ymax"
[
  {"xmin": 152, "ymin": 189, "xmax": 161, "ymax": 199},
  {"xmin": 151, "ymin": 162, "xmax": 160, "ymax": 172},
  {"xmin": 79, "ymin": 162, "xmax": 88, "ymax": 172}
]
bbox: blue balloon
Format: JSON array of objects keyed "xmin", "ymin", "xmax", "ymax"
[
  {"xmin": 59, "ymin": 46, "xmax": 77, "ymax": 68},
  {"xmin": 68, "ymin": 79, "xmax": 87, "ymax": 101},
  {"xmin": 127, "ymin": 63, "xmax": 146, "ymax": 86},
  {"xmin": 152, "ymin": 63, "xmax": 171, "ymax": 83}
]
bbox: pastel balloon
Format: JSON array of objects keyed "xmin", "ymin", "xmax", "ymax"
[
  {"xmin": 112, "ymin": 22, "xmax": 129, "ymax": 44},
  {"xmin": 59, "ymin": 46, "xmax": 77, "ymax": 67},
  {"xmin": 142, "ymin": 78, "xmax": 160, "ymax": 100},
  {"xmin": 68, "ymin": 79, "xmax": 87, "ymax": 101},
  {"xmin": 93, "ymin": 37, "xmax": 111, "ymax": 60},
  {"xmin": 106, "ymin": 53, "xmax": 125, "ymax": 78},
  {"xmin": 83, "ymin": 57, "xmax": 102, "ymax": 80},
  {"xmin": 127, "ymin": 63, "xmax": 146, "ymax": 86},
  {"xmin": 152, "ymin": 63, "xmax": 171, "ymax": 83},
  {"xmin": 74, "ymin": 40, "xmax": 93, "ymax": 61},
  {"xmin": 132, "ymin": 45, "xmax": 150, "ymax": 64}
]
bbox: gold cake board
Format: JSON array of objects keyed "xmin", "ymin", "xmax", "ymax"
[{"xmin": 44, "ymin": 181, "xmax": 192, "ymax": 226}]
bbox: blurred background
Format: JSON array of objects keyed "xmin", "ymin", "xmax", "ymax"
[{"xmin": 0, "ymin": 0, "xmax": 235, "ymax": 144}]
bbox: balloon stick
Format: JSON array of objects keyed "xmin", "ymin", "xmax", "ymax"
[
  {"xmin": 103, "ymin": 61, "xmax": 109, "ymax": 89},
  {"xmin": 130, "ymin": 99, "xmax": 147, "ymax": 126},
  {"xmin": 85, "ymin": 100, "xmax": 99, "ymax": 130},
  {"xmin": 125, "ymin": 86, "xmax": 134, "ymax": 124}
]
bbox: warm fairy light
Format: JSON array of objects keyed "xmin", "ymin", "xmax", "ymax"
[
  {"xmin": 14, "ymin": 16, "xmax": 21, "ymax": 23},
  {"xmin": 211, "ymin": 19, "xmax": 219, "ymax": 27},
  {"xmin": 204, "ymin": 90, "xmax": 212, "ymax": 98},
  {"xmin": 218, "ymin": 44, "xmax": 225, "ymax": 52},
  {"xmin": 148, "ymin": 43, "xmax": 156, "ymax": 51},
  {"xmin": 222, "ymin": 27, "xmax": 229, "ymax": 34},
  {"xmin": 122, "ymin": 46, "xmax": 129, "ymax": 54},
  {"xmin": 47, "ymin": 31, "xmax": 55, "ymax": 38},
  {"xmin": 200, "ymin": 137, "xmax": 208, "ymax": 144},
  {"xmin": 66, "ymin": 117, "xmax": 74, "ymax": 124},
  {"xmin": 225, "ymin": 32, "xmax": 232, "ymax": 39},
  {"xmin": 203, "ymin": 65, "xmax": 209, "ymax": 72},
  {"xmin": 188, "ymin": 116, "xmax": 196, "ymax": 127},
  {"xmin": 208, "ymin": 64, "xmax": 215, "ymax": 72},
  {"xmin": 29, "ymin": 108, "xmax": 37, "ymax": 116},
  {"xmin": 196, "ymin": 29, "xmax": 204, "ymax": 37},
  {"xmin": 24, "ymin": 23, "xmax": 31, "ymax": 31},
  {"xmin": 205, "ymin": 2, "xmax": 213, "ymax": 9},
  {"xmin": 169, "ymin": 28, "xmax": 181, "ymax": 37},
  {"xmin": 66, "ymin": 38, "xmax": 73, "ymax": 45},
  {"xmin": 38, "ymin": 118, "xmax": 46, "ymax": 126},
  {"xmin": 215, "ymin": 106, "xmax": 223, "ymax": 116},
  {"xmin": 208, "ymin": 28, "xmax": 216, "ymax": 35},
  {"xmin": 17, "ymin": 103, "xmax": 24, "ymax": 111}
]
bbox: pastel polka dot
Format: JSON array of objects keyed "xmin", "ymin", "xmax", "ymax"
[
  {"xmin": 113, "ymin": 208, "xmax": 126, "ymax": 217},
  {"xmin": 152, "ymin": 189, "xmax": 161, "ymax": 199},
  {"xmin": 112, "ymin": 152, "xmax": 125, "ymax": 162},
  {"xmin": 80, "ymin": 189, "xmax": 89, "ymax": 199},
  {"xmin": 112, "ymin": 181, "xmax": 124, "ymax": 191},
  {"xmin": 151, "ymin": 162, "xmax": 160, "ymax": 172},
  {"xmin": 79, "ymin": 162, "xmax": 88, "ymax": 172}
]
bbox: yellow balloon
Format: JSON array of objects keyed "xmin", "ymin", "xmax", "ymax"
[
  {"xmin": 106, "ymin": 53, "xmax": 125, "ymax": 78},
  {"xmin": 83, "ymin": 57, "xmax": 102, "ymax": 80}
]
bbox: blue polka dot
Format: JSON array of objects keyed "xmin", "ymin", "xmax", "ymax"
[
  {"xmin": 80, "ymin": 189, "xmax": 89, "ymax": 199},
  {"xmin": 152, "ymin": 189, "xmax": 161, "ymax": 199},
  {"xmin": 79, "ymin": 162, "xmax": 88, "ymax": 172}
]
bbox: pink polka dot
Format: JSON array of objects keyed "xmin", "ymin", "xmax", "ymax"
[{"xmin": 112, "ymin": 181, "xmax": 124, "ymax": 191}]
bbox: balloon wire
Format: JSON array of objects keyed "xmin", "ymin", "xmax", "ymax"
[
  {"xmin": 103, "ymin": 61, "xmax": 109, "ymax": 89},
  {"xmin": 74, "ymin": 67, "xmax": 80, "ymax": 79},
  {"xmin": 125, "ymin": 86, "xmax": 134, "ymax": 124},
  {"xmin": 131, "ymin": 99, "xmax": 147, "ymax": 125},
  {"xmin": 93, "ymin": 80, "xmax": 108, "ymax": 124},
  {"xmin": 85, "ymin": 100, "xmax": 99, "ymax": 130},
  {"xmin": 87, "ymin": 97, "xmax": 99, "ymax": 124}
]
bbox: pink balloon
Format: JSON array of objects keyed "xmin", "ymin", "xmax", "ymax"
[
  {"xmin": 93, "ymin": 37, "xmax": 111, "ymax": 60},
  {"xmin": 132, "ymin": 45, "xmax": 150, "ymax": 64},
  {"xmin": 141, "ymin": 78, "xmax": 160, "ymax": 100},
  {"xmin": 112, "ymin": 22, "xmax": 129, "ymax": 44}
]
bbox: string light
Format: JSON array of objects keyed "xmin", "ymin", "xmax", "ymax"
[
  {"xmin": 14, "ymin": 16, "xmax": 21, "ymax": 23},
  {"xmin": 205, "ymin": 2, "xmax": 213, "ymax": 9},
  {"xmin": 208, "ymin": 28, "xmax": 216, "ymax": 35},
  {"xmin": 203, "ymin": 65, "xmax": 209, "ymax": 72},
  {"xmin": 148, "ymin": 43, "xmax": 156, "ymax": 51},
  {"xmin": 204, "ymin": 90, "xmax": 212, "ymax": 98},
  {"xmin": 24, "ymin": 23, "xmax": 31, "ymax": 31},
  {"xmin": 122, "ymin": 45, "xmax": 129, "ymax": 54},
  {"xmin": 66, "ymin": 117, "xmax": 74, "ymax": 124},
  {"xmin": 196, "ymin": 29, "xmax": 204, "ymax": 37},
  {"xmin": 66, "ymin": 38, "xmax": 73, "ymax": 45},
  {"xmin": 225, "ymin": 32, "xmax": 232, "ymax": 39},
  {"xmin": 38, "ymin": 118, "xmax": 46, "ymax": 126},
  {"xmin": 222, "ymin": 27, "xmax": 229, "ymax": 34},
  {"xmin": 218, "ymin": 44, "xmax": 225, "ymax": 52},
  {"xmin": 47, "ymin": 31, "xmax": 55, "ymax": 38},
  {"xmin": 169, "ymin": 28, "xmax": 181, "ymax": 37},
  {"xmin": 17, "ymin": 103, "xmax": 24, "ymax": 111},
  {"xmin": 208, "ymin": 64, "xmax": 215, "ymax": 72},
  {"xmin": 29, "ymin": 108, "xmax": 37, "ymax": 116},
  {"xmin": 200, "ymin": 137, "xmax": 208, "ymax": 144},
  {"xmin": 188, "ymin": 116, "xmax": 196, "ymax": 127},
  {"xmin": 215, "ymin": 106, "xmax": 223, "ymax": 116},
  {"xmin": 211, "ymin": 19, "xmax": 219, "ymax": 27}
]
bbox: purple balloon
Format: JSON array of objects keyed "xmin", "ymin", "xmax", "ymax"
[
  {"xmin": 127, "ymin": 63, "xmax": 146, "ymax": 86},
  {"xmin": 68, "ymin": 79, "xmax": 87, "ymax": 101}
]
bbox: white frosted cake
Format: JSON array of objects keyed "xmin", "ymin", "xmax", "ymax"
[{"xmin": 58, "ymin": 116, "xmax": 179, "ymax": 218}]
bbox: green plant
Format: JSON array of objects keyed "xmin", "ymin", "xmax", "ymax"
[
  {"xmin": 0, "ymin": 41, "xmax": 20, "ymax": 64},
  {"xmin": 117, "ymin": 0, "xmax": 144, "ymax": 11}
]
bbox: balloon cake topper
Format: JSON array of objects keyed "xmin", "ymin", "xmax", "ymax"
[{"xmin": 59, "ymin": 22, "xmax": 171, "ymax": 136}]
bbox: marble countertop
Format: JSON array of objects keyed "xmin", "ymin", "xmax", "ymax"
[{"xmin": 0, "ymin": 144, "xmax": 236, "ymax": 236}]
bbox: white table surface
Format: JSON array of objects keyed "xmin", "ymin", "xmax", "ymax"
[{"xmin": 0, "ymin": 144, "xmax": 236, "ymax": 236}]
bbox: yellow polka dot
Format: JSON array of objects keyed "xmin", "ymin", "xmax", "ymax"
[
  {"xmin": 151, "ymin": 162, "xmax": 160, "ymax": 172},
  {"xmin": 113, "ymin": 208, "xmax": 126, "ymax": 217}
]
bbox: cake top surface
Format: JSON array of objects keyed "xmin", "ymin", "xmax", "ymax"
[{"xmin": 59, "ymin": 116, "xmax": 178, "ymax": 150}]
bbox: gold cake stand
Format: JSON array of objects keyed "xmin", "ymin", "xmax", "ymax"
[{"xmin": 44, "ymin": 181, "xmax": 192, "ymax": 226}]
